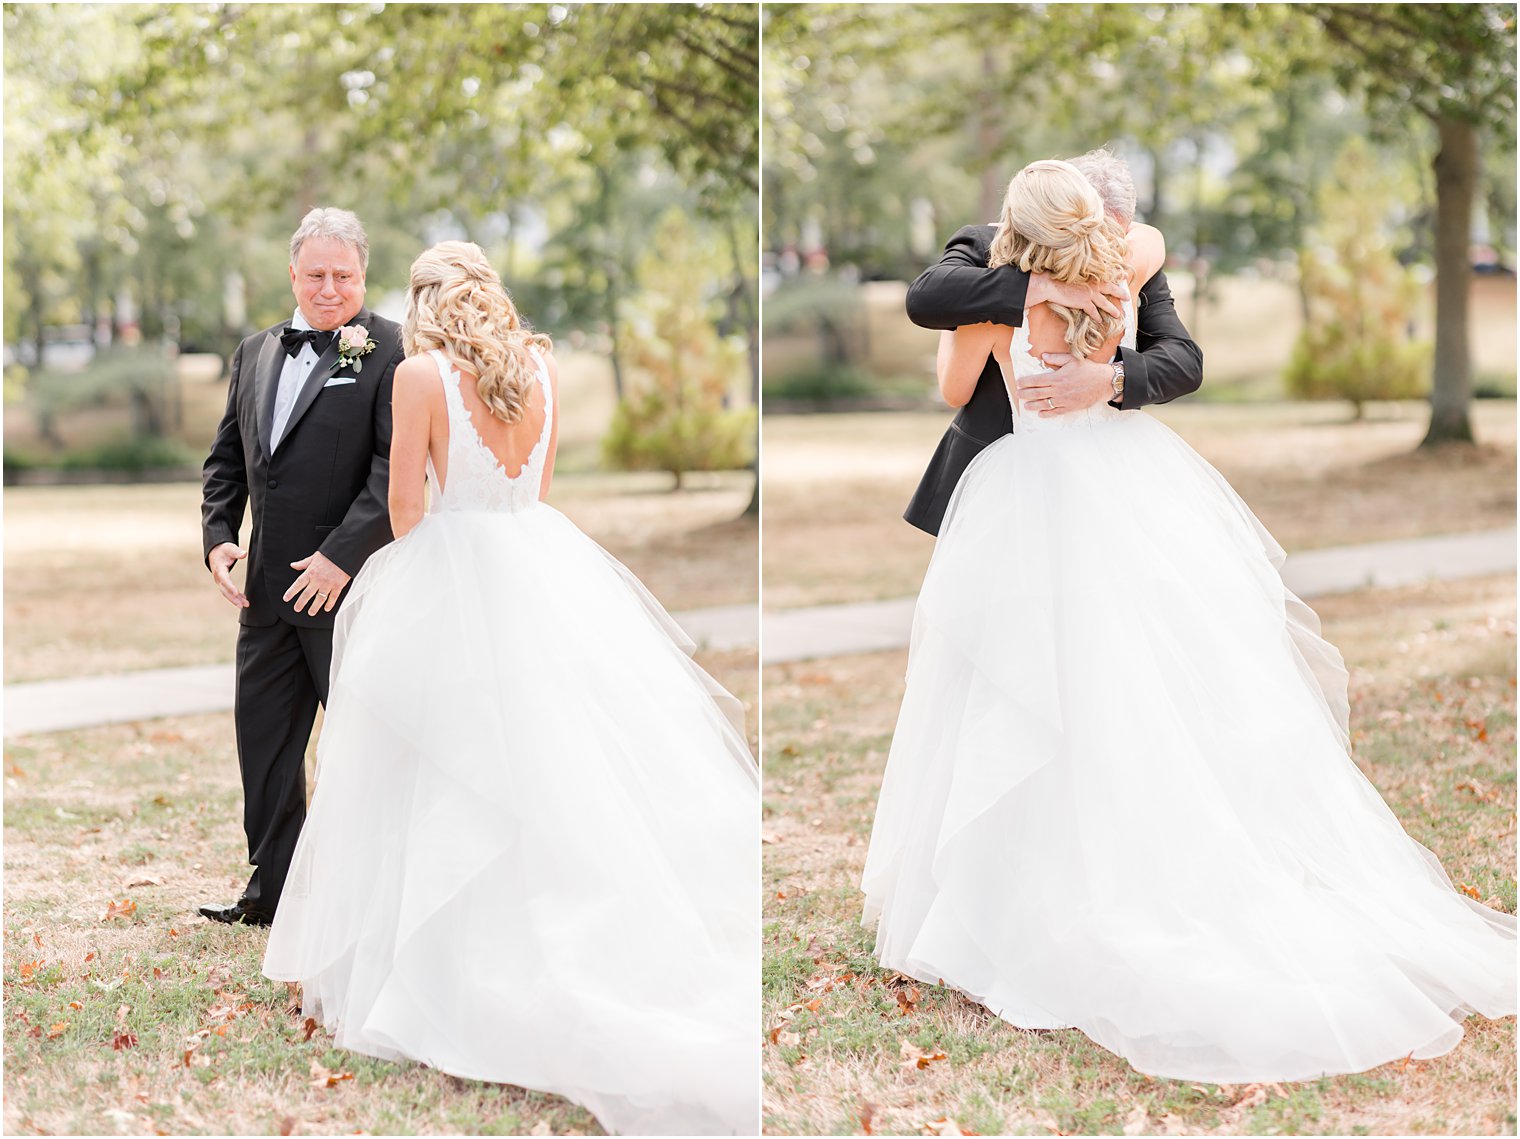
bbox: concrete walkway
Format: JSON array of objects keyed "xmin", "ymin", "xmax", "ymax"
[
  {"xmin": 762, "ymin": 528, "xmax": 1517, "ymax": 666},
  {"xmin": 4, "ymin": 603, "xmax": 757, "ymax": 738},
  {"xmin": 6, "ymin": 528, "xmax": 1515, "ymax": 734}
]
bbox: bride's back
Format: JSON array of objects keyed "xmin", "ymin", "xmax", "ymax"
[
  {"xmin": 419, "ymin": 343, "xmax": 556, "ymax": 515},
  {"xmin": 433, "ymin": 351, "xmax": 550, "ymax": 485}
]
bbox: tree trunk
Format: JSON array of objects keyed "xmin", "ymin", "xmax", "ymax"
[
  {"xmin": 1422, "ymin": 113, "xmax": 1477, "ymax": 447},
  {"xmin": 299, "ymin": 126, "xmax": 321, "ymax": 215},
  {"xmin": 977, "ymin": 48, "xmax": 1002, "ymax": 222},
  {"xmin": 28, "ymin": 258, "xmax": 46, "ymax": 371},
  {"xmin": 1146, "ymin": 144, "xmax": 1166, "ymax": 235}
]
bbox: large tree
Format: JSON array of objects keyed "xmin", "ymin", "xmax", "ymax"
[{"xmin": 1296, "ymin": 4, "xmax": 1515, "ymax": 445}]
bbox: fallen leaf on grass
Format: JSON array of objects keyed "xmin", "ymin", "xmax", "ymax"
[
  {"xmin": 112, "ymin": 1029, "xmax": 139, "ymax": 1050},
  {"xmin": 46, "ymin": 1020, "xmax": 69, "ymax": 1038},
  {"xmin": 771, "ymin": 1029, "xmax": 802, "ymax": 1047},
  {"xmin": 894, "ymin": 985, "xmax": 922, "ymax": 1016},
  {"xmin": 899, "ymin": 1040, "xmax": 948, "ymax": 1071},
  {"xmin": 1218, "ymin": 1083, "xmax": 1270, "ymax": 1125},
  {"xmin": 102, "ymin": 899, "xmax": 137, "ymax": 921},
  {"xmin": 761, "ymin": 831, "xmax": 784, "ymax": 845},
  {"xmin": 68, "ymin": 1001, "xmax": 82, "ymax": 1011},
  {"xmin": 279, "ymin": 1118, "xmax": 296, "ymax": 1137},
  {"xmin": 921, "ymin": 1118, "xmax": 976, "ymax": 1136},
  {"xmin": 123, "ymin": 874, "xmax": 165, "ymax": 890},
  {"xmin": 310, "ymin": 1059, "xmax": 354, "ymax": 1089},
  {"xmin": 31, "ymin": 931, "xmax": 42, "ymax": 949},
  {"xmin": 1458, "ymin": 883, "xmax": 1482, "ymax": 899},
  {"xmin": 302, "ymin": 1017, "xmax": 319, "ymax": 1042},
  {"xmin": 859, "ymin": 1101, "xmax": 877, "ymax": 1135},
  {"xmin": 18, "ymin": 960, "xmax": 39, "ymax": 982},
  {"xmin": 804, "ymin": 971, "xmax": 856, "ymax": 995}
]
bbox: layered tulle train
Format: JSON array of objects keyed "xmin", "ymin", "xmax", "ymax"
[
  {"xmin": 861, "ymin": 409, "xmax": 1515, "ymax": 1083},
  {"xmin": 263, "ymin": 503, "xmax": 758, "ymax": 1135}
]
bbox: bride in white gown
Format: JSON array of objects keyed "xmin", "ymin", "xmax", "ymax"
[
  {"xmin": 861, "ymin": 160, "xmax": 1514, "ymax": 1084},
  {"xmin": 262, "ymin": 242, "xmax": 758, "ymax": 1135}
]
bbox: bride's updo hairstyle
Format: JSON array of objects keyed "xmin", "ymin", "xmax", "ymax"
[
  {"xmin": 988, "ymin": 159, "xmax": 1130, "ymax": 360},
  {"xmin": 404, "ymin": 241, "xmax": 551, "ymax": 425}
]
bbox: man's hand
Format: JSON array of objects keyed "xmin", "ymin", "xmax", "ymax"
[
  {"xmin": 208, "ymin": 543, "xmax": 250, "ymax": 609},
  {"xmin": 1016, "ymin": 353, "xmax": 1117, "ymax": 418},
  {"xmin": 283, "ymin": 551, "xmax": 352, "ymax": 616},
  {"xmin": 1026, "ymin": 273, "xmax": 1126, "ymax": 321}
]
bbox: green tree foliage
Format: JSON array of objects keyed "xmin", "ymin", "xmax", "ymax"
[
  {"xmin": 3, "ymin": 2, "xmax": 758, "ymax": 472},
  {"xmin": 1285, "ymin": 140, "xmax": 1431, "ymax": 418},
  {"xmin": 1297, "ymin": 3, "xmax": 1516, "ymax": 445},
  {"xmin": 603, "ymin": 211, "xmax": 754, "ymax": 489},
  {"xmin": 764, "ymin": 3, "xmax": 1515, "ymax": 444}
]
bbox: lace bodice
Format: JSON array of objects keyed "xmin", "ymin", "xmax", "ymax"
[
  {"xmin": 425, "ymin": 347, "xmax": 553, "ymax": 514},
  {"xmin": 998, "ymin": 299, "xmax": 1136, "ymax": 434}
]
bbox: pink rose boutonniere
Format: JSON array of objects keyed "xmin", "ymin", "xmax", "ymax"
[{"xmin": 334, "ymin": 325, "xmax": 378, "ymax": 373}]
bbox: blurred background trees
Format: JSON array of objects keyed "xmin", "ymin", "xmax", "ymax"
[
  {"xmin": 3, "ymin": 2, "xmax": 757, "ymax": 484},
  {"xmin": 762, "ymin": 3, "xmax": 1515, "ymax": 446}
]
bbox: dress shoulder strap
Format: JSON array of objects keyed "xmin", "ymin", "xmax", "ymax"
[
  {"xmin": 528, "ymin": 346, "xmax": 553, "ymax": 453},
  {"xmin": 427, "ymin": 348, "xmax": 454, "ymax": 388}
]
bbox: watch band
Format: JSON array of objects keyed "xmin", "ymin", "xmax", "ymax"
[{"xmin": 1110, "ymin": 358, "xmax": 1126, "ymax": 403}]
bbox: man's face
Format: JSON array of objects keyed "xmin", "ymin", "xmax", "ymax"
[{"xmin": 289, "ymin": 236, "xmax": 366, "ymax": 331}]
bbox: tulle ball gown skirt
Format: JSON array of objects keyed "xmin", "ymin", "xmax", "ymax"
[
  {"xmin": 263, "ymin": 503, "xmax": 759, "ymax": 1136},
  {"xmin": 861, "ymin": 408, "xmax": 1515, "ymax": 1084}
]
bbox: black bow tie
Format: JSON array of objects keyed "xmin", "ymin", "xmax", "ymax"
[{"xmin": 280, "ymin": 327, "xmax": 336, "ymax": 357}]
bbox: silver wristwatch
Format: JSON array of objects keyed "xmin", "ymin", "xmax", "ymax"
[{"xmin": 1110, "ymin": 357, "xmax": 1125, "ymax": 404}]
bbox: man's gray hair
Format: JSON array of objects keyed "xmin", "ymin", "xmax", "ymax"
[
  {"xmin": 290, "ymin": 207, "xmax": 370, "ymax": 271},
  {"xmin": 1068, "ymin": 148, "xmax": 1137, "ymax": 227}
]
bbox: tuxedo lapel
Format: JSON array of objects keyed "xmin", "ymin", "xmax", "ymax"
[
  {"xmin": 277, "ymin": 307, "xmax": 370, "ymax": 451},
  {"xmin": 254, "ymin": 331, "xmax": 286, "ymax": 460}
]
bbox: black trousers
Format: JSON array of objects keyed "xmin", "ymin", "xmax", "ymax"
[{"xmin": 232, "ymin": 619, "xmax": 333, "ymax": 916}]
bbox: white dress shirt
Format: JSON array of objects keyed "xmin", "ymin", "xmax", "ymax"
[{"xmin": 271, "ymin": 309, "xmax": 326, "ymax": 450}]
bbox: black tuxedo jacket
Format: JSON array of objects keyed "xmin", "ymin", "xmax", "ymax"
[
  {"xmin": 201, "ymin": 307, "xmax": 404, "ymax": 628},
  {"xmin": 902, "ymin": 224, "xmax": 1204, "ymax": 535}
]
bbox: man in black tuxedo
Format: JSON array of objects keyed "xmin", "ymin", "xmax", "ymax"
[
  {"xmin": 903, "ymin": 150, "xmax": 1204, "ymax": 535},
  {"xmin": 199, "ymin": 207, "xmax": 404, "ymax": 925}
]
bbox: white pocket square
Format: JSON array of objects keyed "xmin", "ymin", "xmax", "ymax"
[{"xmin": 323, "ymin": 376, "xmax": 357, "ymax": 388}]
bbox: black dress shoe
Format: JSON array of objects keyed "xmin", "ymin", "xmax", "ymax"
[{"xmin": 198, "ymin": 901, "xmax": 274, "ymax": 927}]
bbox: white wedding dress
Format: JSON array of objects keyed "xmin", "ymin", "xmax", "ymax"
[
  {"xmin": 861, "ymin": 304, "xmax": 1515, "ymax": 1083},
  {"xmin": 263, "ymin": 348, "xmax": 759, "ymax": 1135}
]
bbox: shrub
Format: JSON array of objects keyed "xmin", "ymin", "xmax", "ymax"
[
  {"xmin": 762, "ymin": 365, "xmax": 878, "ymax": 403},
  {"xmin": 1285, "ymin": 139, "xmax": 1431, "ymax": 418},
  {"xmin": 602, "ymin": 210, "xmax": 755, "ymax": 488},
  {"xmin": 56, "ymin": 435, "xmax": 197, "ymax": 472}
]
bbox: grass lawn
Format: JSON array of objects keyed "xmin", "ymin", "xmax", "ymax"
[
  {"xmin": 761, "ymin": 574, "xmax": 1517, "ymax": 1136},
  {"xmin": 1, "ymin": 643, "xmax": 754, "ymax": 1137},
  {"xmin": 761, "ymin": 401, "xmax": 1517, "ymax": 610},
  {"xmin": 4, "ymin": 472, "xmax": 756, "ymax": 684}
]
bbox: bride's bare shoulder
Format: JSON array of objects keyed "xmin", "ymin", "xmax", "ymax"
[{"xmin": 1127, "ymin": 224, "xmax": 1166, "ymax": 283}]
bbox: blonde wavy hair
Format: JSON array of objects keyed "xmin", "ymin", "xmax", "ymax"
[
  {"xmin": 988, "ymin": 159, "xmax": 1130, "ymax": 359},
  {"xmin": 403, "ymin": 241, "xmax": 551, "ymax": 424}
]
